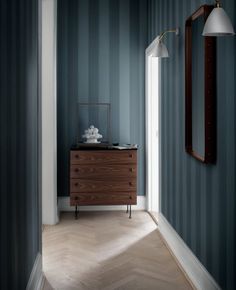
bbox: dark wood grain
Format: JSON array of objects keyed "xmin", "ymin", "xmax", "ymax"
[
  {"xmin": 70, "ymin": 178, "xmax": 136, "ymax": 193},
  {"xmin": 70, "ymin": 164, "xmax": 137, "ymax": 179},
  {"xmin": 70, "ymin": 149, "xmax": 138, "ymax": 207},
  {"xmin": 70, "ymin": 192, "xmax": 137, "ymax": 206},
  {"xmin": 70, "ymin": 150, "xmax": 137, "ymax": 165}
]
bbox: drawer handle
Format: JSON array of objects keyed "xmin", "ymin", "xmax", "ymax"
[
  {"xmin": 129, "ymin": 168, "xmax": 134, "ymax": 172},
  {"xmin": 74, "ymin": 183, "xmax": 78, "ymax": 186},
  {"xmin": 129, "ymin": 196, "xmax": 132, "ymax": 200},
  {"xmin": 75, "ymin": 197, "xmax": 79, "ymax": 200},
  {"xmin": 129, "ymin": 182, "xmax": 133, "ymax": 186},
  {"xmin": 129, "ymin": 154, "xmax": 133, "ymax": 158},
  {"xmin": 75, "ymin": 168, "xmax": 79, "ymax": 172},
  {"xmin": 75, "ymin": 154, "xmax": 79, "ymax": 159}
]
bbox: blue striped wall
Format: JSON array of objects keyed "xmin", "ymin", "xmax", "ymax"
[
  {"xmin": 57, "ymin": 0, "xmax": 147, "ymax": 196},
  {"xmin": 0, "ymin": 0, "xmax": 41, "ymax": 289},
  {"xmin": 148, "ymin": 0, "xmax": 236, "ymax": 289}
]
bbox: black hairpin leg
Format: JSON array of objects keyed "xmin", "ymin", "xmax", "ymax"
[
  {"xmin": 129, "ymin": 205, "xmax": 132, "ymax": 219},
  {"xmin": 75, "ymin": 205, "xmax": 78, "ymax": 219},
  {"xmin": 126, "ymin": 205, "xmax": 128, "ymax": 213}
]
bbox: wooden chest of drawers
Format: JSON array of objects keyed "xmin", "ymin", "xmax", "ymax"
[{"xmin": 70, "ymin": 149, "xmax": 137, "ymax": 217}]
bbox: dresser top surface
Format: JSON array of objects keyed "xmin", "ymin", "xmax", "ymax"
[{"xmin": 71, "ymin": 144, "xmax": 138, "ymax": 151}]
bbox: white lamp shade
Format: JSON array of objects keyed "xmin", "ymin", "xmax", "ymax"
[
  {"xmin": 152, "ymin": 41, "xmax": 169, "ymax": 58},
  {"xmin": 202, "ymin": 7, "xmax": 235, "ymax": 36}
]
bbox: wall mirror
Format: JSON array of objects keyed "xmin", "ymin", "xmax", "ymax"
[{"xmin": 185, "ymin": 5, "xmax": 216, "ymax": 163}]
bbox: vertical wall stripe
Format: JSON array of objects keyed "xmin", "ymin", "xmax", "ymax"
[
  {"xmin": 169, "ymin": 0, "xmax": 175, "ymax": 226},
  {"xmin": 190, "ymin": 0, "xmax": 199, "ymax": 257},
  {"xmin": 224, "ymin": 1, "xmax": 235, "ymax": 286},
  {"xmin": 234, "ymin": 1, "xmax": 236, "ymax": 286},
  {"xmin": 119, "ymin": 0, "xmax": 130, "ymax": 143},
  {"xmin": 174, "ymin": 0, "xmax": 181, "ymax": 234},
  {"xmin": 109, "ymin": 0, "xmax": 120, "ymax": 143},
  {"xmin": 89, "ymin": 0, "xmax": 99, "ymax": 103},
  {"xmin": 98, "ymin": 0, "xmax": 110, "ymax": 103},
  {"xmin": 138, "ymin": 0, "xmax": 147, "ymax": 197},
  {"xmin": 130, "ymin": 0, "xmax": 145, "ymax": 196},
  {"xmin": 68, "ymin": 0, "xmax": 79, "ymax": 153},
  {"xmin": 9, "ymin": 1, "xmax": 18, "ymax": 287},
  {"xmin": 78, "ymin": 0, "xmax": 89, "ymax": 102},
  {"xmin": 162, "ymin": 0, "xmax": 168, "ymax": 218},
  {"xmin": 148, "ymin": 0, "xmax": 236, "ymax": 289}
]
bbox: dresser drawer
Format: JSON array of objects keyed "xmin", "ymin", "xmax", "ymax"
[
  {"xmin": 70, "ymin": 150, "xmax": 137, "ymax": 165},
  {"xmin": 70, "ymin": 179, "xmax": 136, "ymax": 193},
  {"xmin": 70, "ymin": 192, "xmax": 136, "ymax": 206},
  {"xmin": 70, "ymin": 164, "xmax": 137, "ymax": 179}
]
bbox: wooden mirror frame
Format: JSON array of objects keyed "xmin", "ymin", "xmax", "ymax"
[{"xmin": 185, "ymin": 5, "xmax": 216, "ymax": 163}]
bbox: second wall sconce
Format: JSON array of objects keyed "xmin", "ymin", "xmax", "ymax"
[
  {"xmin": 152, "ymin": 27, "xmax": 180, "ymax": 58},
  {"xmin": 202, "ymin": 0, "xmax": 235, "ymax": 36}
]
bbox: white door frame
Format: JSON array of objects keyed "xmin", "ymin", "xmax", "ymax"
[
  {"xmin": 42, "ymin": 0, "xmax": 58, "ymax": 225},
  {"xmin": 145, "ymin": 36, "xmax": 161, "ymax": 213}
]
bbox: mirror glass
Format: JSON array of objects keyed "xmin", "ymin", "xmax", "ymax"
[{"xmin": 191, "ymin": 16, "xmax": 205, "ymax": 158}]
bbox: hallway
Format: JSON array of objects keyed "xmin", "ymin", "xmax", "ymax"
[{"xmin": 43, "ymin": 211, "xmax": 192, "ymax": 290}]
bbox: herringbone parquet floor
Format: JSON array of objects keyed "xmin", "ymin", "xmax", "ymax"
[{"xmin": 43, "ymin": 211, "xmax": 193, "ymax": 290}]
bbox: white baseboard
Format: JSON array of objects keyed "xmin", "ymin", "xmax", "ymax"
[
  {"xmin": 158, "ymin": 213, "xmax": 220, "ymax": 290},
  {"xmin": 58, "ymin": 196, "xmax": 146, "ymax": 212},
  {"xmin": 26, "ymin": 253, "xmax": 45, "ymax": 290}
]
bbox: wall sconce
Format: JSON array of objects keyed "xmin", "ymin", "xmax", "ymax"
[
  {"xmin": 152, "ymin": 27, "xmax": 179, "ymax": 58},
  {"xmin": 202, "ymin": 0, "xmax": 235, "ymax": 36}
]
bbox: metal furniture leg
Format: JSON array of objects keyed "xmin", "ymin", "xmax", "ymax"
[
  {"xmin": 129, "ymin": 205, "xmax": 132, "ymax": 219},
  {"xmin": 75, "ymin": 205, "xmax": 78, "ymax": 219},
  {"xmin": 126, "ymin": 205, "xmax": 128, "ymax": 213}
]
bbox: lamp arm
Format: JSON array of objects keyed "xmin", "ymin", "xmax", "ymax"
[
  {"xmin": 215, "ymin": 0, "xmax": 221, "ymax": 8},
  {"xmin": 158, "ymin": 28, "xmax": 179, "ymax": 42}
]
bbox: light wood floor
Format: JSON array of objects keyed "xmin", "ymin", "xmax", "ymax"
[{"xmin": 43, "ymin": 211, "xmax": 193, "ymax": 290}]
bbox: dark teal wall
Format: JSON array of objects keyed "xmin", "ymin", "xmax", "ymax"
[
  {"xmin": 0, "ymin": 0, "xmax": 41, "ymax": 289},
  {"xmin": 57, "ymin": 0, "xmax": 147, "ymax": 196},
  {"xmin": 148, "ymin": 0, "xmax": 236, "ymax": 289}
]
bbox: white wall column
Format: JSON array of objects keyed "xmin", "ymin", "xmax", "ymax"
[{"xmin": 42, "ymin": 0, "xmax": 58, "ymax": 225}]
